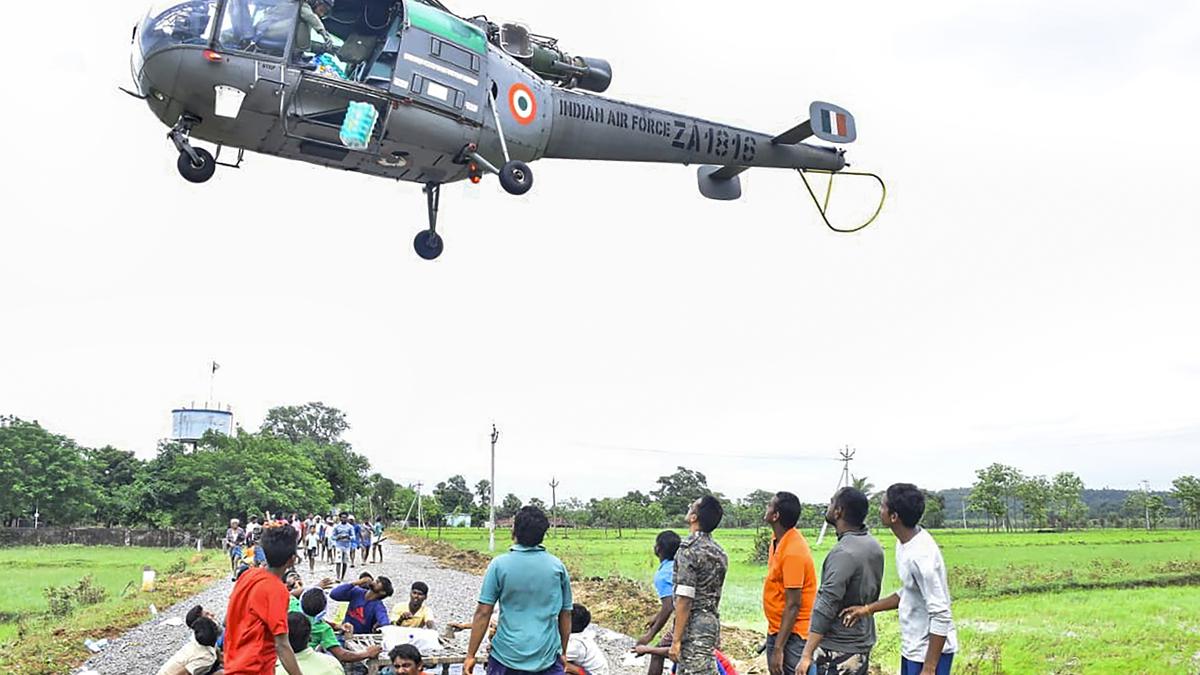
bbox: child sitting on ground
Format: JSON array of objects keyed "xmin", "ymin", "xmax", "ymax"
[
  {"xmin": 155, "ymin": 607, "xmax": 221, "ymax": 675},
  {"xmin": 565, "ymin": 603, "xmax": 609, "ymax": 675}
]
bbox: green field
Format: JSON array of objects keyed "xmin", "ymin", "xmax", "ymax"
[
  {"xmin": 413, "ymin": 527, "xmax": 1200, "ymax": 674},
  {"xmin": 0, "ymin": 546, "xmax": 222, "ymax": 644}
]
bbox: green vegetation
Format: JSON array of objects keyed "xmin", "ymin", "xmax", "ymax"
[
  {"xmin": 0, "ymin": 546, "xmax": 225, "ymax": 675},
  {"xmin": 412, "ymin": 527, "xmax": 1200, "ymax": 674}
]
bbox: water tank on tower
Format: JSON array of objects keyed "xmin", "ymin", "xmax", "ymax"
[{"xmin": 171, "ymin": 406, "xmax": 233, "ymax": 442}]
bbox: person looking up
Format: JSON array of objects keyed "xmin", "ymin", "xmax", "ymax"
[
  {"xmin": 226, "ymin": 518, "xmax": 246, "ymax": 578},
  {"xmin": 668, "ymin": 496, "xmax": 727, "ymax": 675},
  {"xmin": 762, "ymin": 492, "xmax": 816, "ymax": 675},
  {"xmin": 840, "ymin": 484, "xmax": 957, "ymax": 675},
  {"xmin": 463, "ymin": 506, "xmax": 573, "ymax": 675},
  {"xmin": 222, "ymin": 524, "xmax": 304, "ymax": 675},
  {"xmin": 798, "ymin": 487, "xmax": 883, "ymax": 675},
  {"xmin": 634, "ymin": 530, "xmax": 681, "ymax": 675},
  {"xmin": 300, "ymin": 587, "xmax": 382, "ymax": 665}
]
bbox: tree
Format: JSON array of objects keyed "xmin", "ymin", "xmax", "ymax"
[
  {"xmin": 1172, "ymin": 476, "xmax": 1200, "ymax": 528},
  {"xmin": 1051, "ymin": 472, "xmax": 1087, "ymax": 529},
  {"xmin": 651, "ymin": 466, "xmax": 711, "ymax": 517},
  {"xmin": 260, "ymin": 402, "xmax": 349, "ymax": 445},
  {"xmin": 85, "ymin": 445, "xmax": 144, "ymax": 526},
  {"xmin": 434, "ymin": 475, "xmax": 474, "ymax": 514},
  {"xmin": 851, "ymin": 475, "xmax": 875, "ymax": 495},
  {"xmin": 0, "ymin": 417, "xmax": 98, "ymax": 526},
  {"xmin": 623, "ymin": 491, "xmax": 652, "ymax": 507},
  {"xmin": 1017, "ymin": 476, "xmax": 1052, "ymax": 529},
  {"xmin": 498, "ymin": 493, "xmax": 522, "ymax": 520},
  {"xmin": 922, "ymin": 490, "xmax": 946, "ymax": 528},
  {"xmin": 366, "ymin": 473, "xmax": 398, "ymax": 520},
  {"xmin": 969, "ymin": 463, "xmax": 1023, "ymax": 531},
  {"xmin": 528, "ymin": 497, "xmax": 547, "ymax": 511},
  {"xmin": 475, "ymin": 480, "xmax": 492, "ymax": 508}
]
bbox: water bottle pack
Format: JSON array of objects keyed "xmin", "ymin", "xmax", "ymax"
[
  {"xmin": 313, "ymin": 53, "xmax": 346, "ymax": 80},
  {"xmin": 340, "ymin": 101, "xmax": 379, "ymax": 150}
]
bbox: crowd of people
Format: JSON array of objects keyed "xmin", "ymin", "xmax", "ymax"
[
  {"xmin": 454, "ymin": 483, "xmax": 955, "ymax": 675},
  {"xmin": 158, "ymin": 511, "xmax": 436, "ymax": 675},
  {"xmin": 158, "ymin": 482, "xmax": 954, "ymax": 675}
]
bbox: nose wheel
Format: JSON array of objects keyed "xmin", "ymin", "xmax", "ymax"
[
  {"xmin": 168, "ymin": 114, "xmax": 216, "ymax": 184},
  {"xmin": 414, "ymin": 183, "xmax": 444, "ymax": 260}
]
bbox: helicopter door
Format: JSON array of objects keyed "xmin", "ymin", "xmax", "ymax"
[{"xmin": 391, "ymin": 2, "xmax": 489, "ymax": 125}]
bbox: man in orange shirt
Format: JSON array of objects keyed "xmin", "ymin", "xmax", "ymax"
[
  {"xmin": 762, "ymin": 492, "xmax": 816, "ymax": 675},
  {"xmin": 223, "ymin": 523, "xmax": 305, "ymax": 675}
]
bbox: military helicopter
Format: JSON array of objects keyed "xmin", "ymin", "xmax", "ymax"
[{"xmin": 127, "ymin": 0, "xmax": 884, "ymax": 259}]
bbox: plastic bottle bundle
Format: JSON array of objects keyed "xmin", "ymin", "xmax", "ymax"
[
  {"xmin": 340, "ymin": 102, "xmax": 378, "ymax": 149},
  {"xmin": 313, "ymin": 53, "xmax": 346, "ymax": 79}
]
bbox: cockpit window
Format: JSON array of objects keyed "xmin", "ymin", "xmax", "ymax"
[
  {"xmin": 216, "ymin": 0, "xmax": 301, "ymax": 58},
  {"xmin": 139, "ymin": 0, "xmax": 218, "ymax": 56}
]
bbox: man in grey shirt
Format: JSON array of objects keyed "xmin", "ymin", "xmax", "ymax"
[{"xmin": 797, "ymin": 487, "xmax": 883, "ymax": 675}]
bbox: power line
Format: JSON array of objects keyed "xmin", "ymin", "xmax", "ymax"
[{"xmin": 573, "ymin": 441, "xmax": 837, "ymax": 462}]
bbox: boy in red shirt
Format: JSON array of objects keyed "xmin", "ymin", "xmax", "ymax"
[{"xmin": 223, "ymin": 523, "xmax": 305, "ymax": 675}]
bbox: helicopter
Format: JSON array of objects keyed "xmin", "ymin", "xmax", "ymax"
[{"xmin": 127, "ymin": 0, "xmax": 884, "ymax": 259}]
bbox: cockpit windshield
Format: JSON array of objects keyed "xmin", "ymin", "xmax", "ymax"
[
  {"xmin": 139, "ymin": 0, "xmax": 219, "ymax": 56},
  {"xmin": 216, "ymin": 0, "xmax": 300, "ymax": 59}
]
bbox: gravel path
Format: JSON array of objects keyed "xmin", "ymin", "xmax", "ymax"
[{"xmin": 79, "ymin": 540, "xmax": 645, "ymax": 675}]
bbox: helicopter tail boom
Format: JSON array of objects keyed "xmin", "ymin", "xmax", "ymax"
[{"xmin": 542, "ymin": 90, "xmax": 846, "ymax": 176}]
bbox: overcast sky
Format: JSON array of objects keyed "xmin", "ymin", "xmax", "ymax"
[{"xmin": 1, "ymin": 1, "xmax": 1197, "ymax": 507}]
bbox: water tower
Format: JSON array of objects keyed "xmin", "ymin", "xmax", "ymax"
[{"xmin": 170, "ymin": 405, "xmax": 233, "ymax": 443}]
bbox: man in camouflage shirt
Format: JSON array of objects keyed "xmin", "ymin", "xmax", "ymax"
[{"xmin": 668, "ymin": 496, "xmax": 728, "ymax": 675}]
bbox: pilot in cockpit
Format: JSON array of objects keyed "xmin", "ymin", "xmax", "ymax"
[{"xmin": 297, "ymin": 0, "xmax": 338, "ymax": 52}]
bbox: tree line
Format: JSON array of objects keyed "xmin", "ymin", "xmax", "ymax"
[
  {"xmin": 3, "ymin": 408, "xmax": 1197, "ymax": 532},
  {"xmin": 966, "ymin": 462, "xmax": 1200, "ymax": 531},
  {"xmin": 0, "ymin": 404, "xmax": 408, "ymax": 529}
]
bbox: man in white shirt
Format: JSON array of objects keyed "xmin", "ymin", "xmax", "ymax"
[
  {"xmin": 840, "ymin": 483, "xmax": 957, "ymax": 675},
  {"xmin": 565, "ymin": 603, "xmax": 609, "ymax": 675}
]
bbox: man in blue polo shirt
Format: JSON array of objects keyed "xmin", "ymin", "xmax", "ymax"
[{"xmin": 464, "ymin": 506, "xmax": 573, "ymax": 675}]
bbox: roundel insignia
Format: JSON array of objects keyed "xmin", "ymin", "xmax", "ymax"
[{"xmin": 508, "ymin": 83, "xmax": 537, "ymax": 125}]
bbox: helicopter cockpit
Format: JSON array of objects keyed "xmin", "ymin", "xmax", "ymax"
[{"xmin": 135, "ymin": 0, "xmax": 407, "ymax": 87}]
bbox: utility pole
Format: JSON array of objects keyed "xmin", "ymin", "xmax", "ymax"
[
  {"xmin": 817, "ymin": 446, "xmax": 855, "ymax": 546},
  {"xmin": 489, "ymin": 424, "xmax": 500, "ymax": 553},
  {"xmin": 961, "ymin": 500, "xmax": 968, "ymax": 529},
  {"xmin": 416, "ymin": 482, "xmax": 424, "ymax": 531},
  {"xmin": 549, "ymin": 477, "xmax": 560, "ymax": 533},
  {"xmin": 1141, "ymin": 480, "xmax": 1151, "ymax": 531}
]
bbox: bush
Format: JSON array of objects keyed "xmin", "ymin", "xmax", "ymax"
[
  {"xmin": 747, "ymin": 527, "xmax": 771, "ymax": 564},
  {"xmin": 43, "ymin": 575, "xmax": 108, "ymax": 617},
  {"xmin": 167, "ymin": 558, "xmax": 188, "ymax": 575},
  {"xmin": 43, "ymin": 585, "xmax": 73, "ymax": 617},
  {"xmin": 72, "ymin": 575, "xmax": 108, "ymax": 606}
]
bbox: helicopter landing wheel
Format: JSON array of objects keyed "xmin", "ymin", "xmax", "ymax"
[
  {"xmin": 499, "ymin": 160, "xmax": 533, "ymax": 195},
  {"xmin": 413, "ymin": 229, "xmax": 444, "ymax": 260},
  {"xmin": 177, "ymin": 148, "xmax": 216, "ymax": 184}
]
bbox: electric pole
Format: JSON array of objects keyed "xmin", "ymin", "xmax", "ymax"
[
  {"xmin": 1141, "ymin": 480, "xmax": 1151, "ymax": 531},
  {"xmin": 489, "ymin": 424, "xmax": 500, "ymax": 552},
  {"xmin": 816, "ymin": 446, "xmax": 856, "ymax": 546},
  {"xmin": 549, "ymin": 477, "xmax": 560, "ymax": 533},
  {"xmin": 416, "ymin": 482, "xmax": 424, "ymax": 531}
]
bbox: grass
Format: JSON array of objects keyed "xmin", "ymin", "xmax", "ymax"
[
  {"xmin": 408, "ymin": 527, "xmax": 1200, "ymax": 674},
  {"xmin": 0, "ymin": 545, "xmax": 226, "ymax": 675}
]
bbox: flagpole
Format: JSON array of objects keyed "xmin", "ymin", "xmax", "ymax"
[{"xmin": 209, "ymin": 361, "xmax": 218, "ymax": 406}]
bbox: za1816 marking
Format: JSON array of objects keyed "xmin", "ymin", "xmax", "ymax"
[{"xmin": 673, "ymin": 120, "xmax": 757, "ymax": 162}]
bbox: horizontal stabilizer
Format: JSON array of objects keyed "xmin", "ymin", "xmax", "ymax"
[
  {"xmin": 697, "ymin": 165, "xmax": 742, "ymax": 200},
  {"xmin": 771, "ymin": 120, "xmax": 814, "ymax": 145}
]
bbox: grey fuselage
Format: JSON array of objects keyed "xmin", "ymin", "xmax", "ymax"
[{"xmin": 131, "ymin": 0, "xmax": 845, "ymax": 186}]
